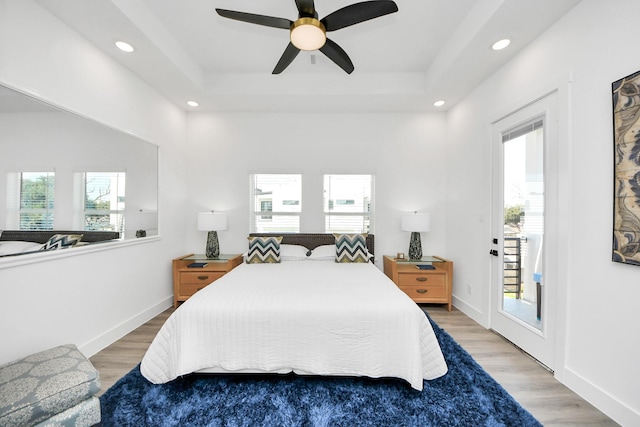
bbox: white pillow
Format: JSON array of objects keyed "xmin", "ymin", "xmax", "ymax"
[
  {"xmin": 0, "ymin": 241, "xmax": 43, "ymax": 256},
  {"xmin": 308, "ymin": 244, "xmax": 374, "ymax": 261},
  {"xmin": 280, "ymin": 244, "xmax": 311, "ymax": 261},
  {"xmin": 308, "ymin": 244, "xmax": 337, "ymax": 260}
]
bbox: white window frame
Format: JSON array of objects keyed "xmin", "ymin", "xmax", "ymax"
[
  {"xmin": 6, "ymin": 172, "xmax": 55, "ymax": 230},
  {"xmin": 323, "ymin": 174, "xmax": 374, "ymax": 234},
  {"xmin": 74, "ymin": 172, "xmax": 125, "ymax": 233},
  {"xmin": 250, "ymin": 174, "xmax": 302, "ymax": 233}
]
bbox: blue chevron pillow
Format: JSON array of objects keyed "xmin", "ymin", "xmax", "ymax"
[
  {"xmin": 40, "ymin": 234, "xmax": 83, "ymax": 251},
  {"xmin": 334, "ymin": 233, "xmax": 369, "ymax": 263},
  {"xmin": 246, "ymin": 236, "xmax": 283, "ymax": 264}
]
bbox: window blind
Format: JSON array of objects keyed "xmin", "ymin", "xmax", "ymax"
[
  {"xmin": 324, "ymin": 174, "xmax": 374, "ymax": 234},
  {"xmin": 82, "ymin": 172, "xmax": 126, "ymax": 232},
  {"xmin": 250, "ymin": 174, "xmax": 301, "ymax": 232},
  {"xmin": 502, "ymin": 117, "xmax": 543, "ymax": 143},
  {"xmin": 7, "ymin": 172, "xmax": 55, "ymax": 230}
]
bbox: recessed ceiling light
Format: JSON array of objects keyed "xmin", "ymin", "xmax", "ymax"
[
  {"xmin": 115, "ymin": 41, "xmax": 135, "ymax": 53},
  {"xmin": 433, "ymin": 100, "xmax": 446, "ymax": 107},
  {"xmin": 187, "ymin": 100, "xmax": 199, "ymax": 107},
  {"xmin": 492, "ymin": 39, "xmax": 511, "ymax": 51}
]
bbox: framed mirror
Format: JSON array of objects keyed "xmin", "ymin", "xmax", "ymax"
[{"xmin": 0, "ymin": 84, "xmax": 158, "ymax": 259}]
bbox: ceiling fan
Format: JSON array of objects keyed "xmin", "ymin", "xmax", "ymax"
[{"xmin": 216, "ymin": 0, "xmax": 398, "ymax": 74}]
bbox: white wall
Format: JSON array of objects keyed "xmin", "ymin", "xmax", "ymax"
[
  {"xmin": 184, "ymin": 112, "xmax": 448, "ymax": 268},
  {"xmin": 445, "ymin": 0, "xmax": 640, "ymax": 424},
  {"xmin": 0, "ymin": 0, "xmax": 188, "ymax": 363}
]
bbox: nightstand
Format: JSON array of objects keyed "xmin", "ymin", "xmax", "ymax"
[
  {"xmin": 172, "ymin": 254, "xmax": 243, "ymax": 308},
  {"xmin": 383, "ymin": 255, "xmax": 453, "ymax": 311}
]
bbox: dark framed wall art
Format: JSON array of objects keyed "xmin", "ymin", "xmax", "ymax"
[{"xmin": 613, "ymin": 69, "xmax": 640, "ymax": 265}]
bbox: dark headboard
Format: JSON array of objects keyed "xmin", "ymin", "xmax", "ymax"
[
  {"xmin": 249, "ymin": 233, "xmax": 374, "ymax": 259},
  {"xmin": 0, "ymin": 230, "xmax": 121, "ymax": 244}
]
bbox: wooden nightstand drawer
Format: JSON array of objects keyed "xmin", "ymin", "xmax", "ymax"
[
  {"xmin": 179, "ymin": 282, "xmax": 212, "ymax": 297},
  {"xmin": 180, "ymin": 271, "xmax": 225, "ymax": 284},
  {"xmin": 399, "ymin": 283, "xmax": 447, "ymax": 300},
  {"xmin": 397, "ymin": 273, "xmax": 445, "ymax": 288}
]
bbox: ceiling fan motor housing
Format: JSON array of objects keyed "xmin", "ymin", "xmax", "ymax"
[{"xmin": 290, "ymin": 18, "xmax": 327, "ymax": 50}]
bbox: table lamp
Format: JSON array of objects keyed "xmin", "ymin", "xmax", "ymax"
[
  {"xmin": 401, "ymin": 212, "xmax": 430, "ymax": 260},
  {"xmin": 128, "ymin": 209, "xmax": 156, "ymax": 238},
  {"xmin": 197, "ymin": 211, "xmax": 227, "ymax": 258}
]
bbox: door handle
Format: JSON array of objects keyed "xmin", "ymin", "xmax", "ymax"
[{"xmin": 489, "ymin": 249, "xmax": 499, "ymax": 256}]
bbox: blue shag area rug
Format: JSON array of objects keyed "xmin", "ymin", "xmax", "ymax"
[{"xmin": 99, "ymin": 315, "xmax": 541, "ymax": 426}]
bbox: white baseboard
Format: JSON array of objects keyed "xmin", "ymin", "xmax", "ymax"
[
  {"xmin": 563, "ymin": 367, "xmax": 639, "ymax": 426},
  {"xmin": 451, "ymin": 295, "xmax": 488, "ymax": 328},
  {"xmin": 79, "ymin": 296, "xmax": 172, "ymax": 358}
]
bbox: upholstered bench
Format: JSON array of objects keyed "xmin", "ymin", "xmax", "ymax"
[{"xmin": 0, "ymin": 344, "xmax": 101, "ymax": 427}]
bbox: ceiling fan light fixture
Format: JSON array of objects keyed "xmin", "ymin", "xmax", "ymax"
[{"xmin": 290, "ymin": 18, "xmax": 326, "ymax": 51}]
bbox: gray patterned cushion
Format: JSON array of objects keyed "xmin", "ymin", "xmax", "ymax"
[
  {"xmin": 34, "ymin": 396, "xmax": 100, "ymax": 427},
  {"xmin": 0, "ymin": 344, "xmax": 101, "ymax": 427},
  {"xmin": 246, "ymin": 236, "xmax": 282, "ymax": 264},
  {"xmin": 334, "ymin": 233, "xmax": 369, "ymax": 263},
  {"xmin": 39, "ymin": 234, "xmax": 83, "ymax": 251}
]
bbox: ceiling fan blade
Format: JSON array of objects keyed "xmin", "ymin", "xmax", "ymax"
[
  {"xmin": 319, "ymin": 38, "xmax": 354, "ymax": 74},
  {"xmin": 321, "ymin": 0, "xmax": 398, "ymax": 31},
  {"xmin": 295, "ymin": 0, "xmax": 317, "ymax": 18},
  {"xmin": 216, "ymin": 9, "xmax": 292, "ymax": 30},
  {"xmin": 272, "ymin": 42, "xmax": 301, "ymax": 74}
]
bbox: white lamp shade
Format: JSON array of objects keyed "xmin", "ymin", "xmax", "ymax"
[
  {"xmin": 401, "ymin": 212, "xmax": 430, "ymax": 232},
  {"xmin": 197, "ymin": 212, "xmax": 227, "ymax": 231}
]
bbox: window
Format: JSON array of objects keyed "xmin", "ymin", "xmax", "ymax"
[
  {"xmin": 260, "ymin": 200, "xmax": 273, "ymax": 220},
  {"xmin": 6, "ymin": 172, "xmax": 55, "ymax": 230},
  {"xmin": 74, "ymin": 172, "xmax": 125, "ymax": 232},
  {"xmin": 250, "ymin": 174, "xmax": 301, "ymax": 232},
  {"xmin": 324, "ymin": 174, "xmax": 374, "ymax": 233}
]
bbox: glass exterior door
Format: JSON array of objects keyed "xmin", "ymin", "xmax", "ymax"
[
  {"xmin": 502, "ymin": 122, "xmax": 544, "ymax": 330},
  {"xmin": 491, "ymin": 91, "xmax": 558, "ymax": 370}
]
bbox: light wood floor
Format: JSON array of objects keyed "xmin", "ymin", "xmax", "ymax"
[{"xmin": 90, "ymin": 305, "xmax": 618, "ymax": 426}]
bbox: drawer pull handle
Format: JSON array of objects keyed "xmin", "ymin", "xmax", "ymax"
[
  {"xmin": 197, "ymin": 276, "xmax": 209, "ymax": 280},
  {"xmin": 416, "ymin": 277, "xmax": 428, "ymax": 282},
  {"xmin": 416, "ymin": 289, "xmax": 428, "ymax": 294}
]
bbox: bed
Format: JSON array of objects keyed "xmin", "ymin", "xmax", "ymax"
[
  {"xmin": 141, "ymin": 233, "xmax": 448, "ymax": 391},
  {"xmin": 0, "ymin": 230, "xmax": 121, "ymax": 257}
]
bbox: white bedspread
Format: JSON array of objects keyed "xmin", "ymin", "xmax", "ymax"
[{"xmin": 141, "ymin": 260, "xmax": 447, "ymax": 390}]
